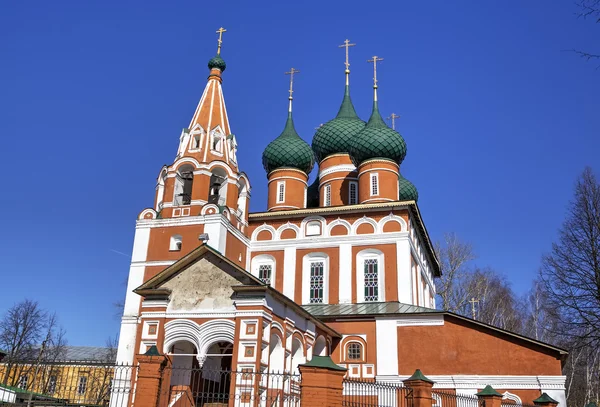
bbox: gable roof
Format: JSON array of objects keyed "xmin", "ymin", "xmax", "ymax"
[
  {"xmin": 134, "ymin": 244, "xmax": 265, "ymax": 296},
  {"xmin": 134, "ymin": 244, "xmax": 340, "ymax": 338}
]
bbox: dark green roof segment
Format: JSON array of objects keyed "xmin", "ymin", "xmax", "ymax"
[
  {"xmin": 144, "ymin": 345, "xmax": 161, "ymax": 356},
  {"xmin": 533, "ymin": 393, "xmax": 559, "ymax": 404},
  {"xmin": 406, "ymin": 369, "xmax": 434, "ymax": 384},
  {"xmin": 262, "ymin": 112, "xmax": 315, "ymax": 175},
  {"xmin": 312, "ymin": 84, "xmax": 366, "ymax": 162},
  {"xmin": 301, "ymin": 355, "xmax": 347, "ymax": 371},
  {"xmin": 303, "ymin": 301, "xmax": 436, "ymax": 318},
  {"xmin": 208, "ymin": 54, "xmax": 226, "ymax": 72},
  {"xmin": 476, "ymin": 385, "xmax": 502, "ymax": 397},
  {"xmin": 399, "ymin": 174, "xmax": 419, "ymax": 202},
  {"xmin": 349, "ymin": 98, "xmax": 407, "ymax": 165}
]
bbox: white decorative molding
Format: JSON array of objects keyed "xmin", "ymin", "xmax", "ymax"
[
  {"xmin": 375, "ymin": 375, "xmax": 567, "ymax": 390},
  {"xmin": 326, "ymin": 218, "xmax": 352, "ymax": 235},
  {"xmin": 251, "ymin": 224, "xmax": 277, "ymax": 241},
  {"xmin": 276, "ymin": 223, "xmax": 301, "ymax": 239},
  {"xmin": 351, "ymin": 216, "xmax": 379, "ymax": 234},
  {"xmin": 396, "ymin": 315, "xmax": 444, "ymax": 327},
  {"xmin": 250, "ymin": 232, "xmax": 410, "ymax": 251},
  {"xmin": 502, "ymin": 392, "xmax": 522, "ymax": 404},
  {"xmin": 319, "ymin": 164, "xmax": 357, "ymax": 179},
  {"xmin": 378, "ymin": 213, "xmax": 408, "ymax": 232},
  {"xmin": 163, "ymin": 319, "xmax": 235, "ymax": 362},
  {"xmin": 141, "ymin": 299, "xmax": 169, "ymax": 308}
]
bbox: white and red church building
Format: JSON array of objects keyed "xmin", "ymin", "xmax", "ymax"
[{"xmin": 115, "ymin": 35, "xmax": 568, "ymax": 406}]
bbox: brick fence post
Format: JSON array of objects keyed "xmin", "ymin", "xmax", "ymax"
[
  {"xmin": 476, "ymin": 385, "xmax": 503, "ymax": 407},
  {"xmin": 403, "ymin": 369, "xmax": 435, "ymax": 407},
  {"xmin": 298, "ymin": 356, "xmax": 347, "ymax": 407},
  {"xmin": 133, "ymin": 346, "xmax": 169, "ymax": 407},
  {"xmin": 533, "ymin": 393, "xmax": 560, "ymax": 407}
]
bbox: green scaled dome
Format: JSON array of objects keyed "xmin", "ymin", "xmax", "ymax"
[
  {"xmin": 398, "ymin": 174, "xmax": 419, "ymax": 202},
  {"xmin": 208, "ymin": 55, "xmax": 226, "ymax": 72},
  {"xmin": 262, "ymin": 112, "xmax": 315, "ymax": 175},
  {"xmin": 349, "ymin": 98, "xmax": 407, "ymax": 165},
  {"xmin": 312, "ymin": 85, "xmax": 365, "ymax": 163}
]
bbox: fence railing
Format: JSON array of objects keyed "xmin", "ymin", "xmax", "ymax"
[
  {"xmin": 159, "ymin": 367, "xmax": 301, "ymax": 407},
  {"xmin": 0, "ymin": 361, "xmax": 136, "ymax": 406},
  {"xmin": 343, "ymin": 378, "xmax": 413, "ymax": 407}
]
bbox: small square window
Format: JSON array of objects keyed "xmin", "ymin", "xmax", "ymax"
[
  {"xmin": 148, "ymin": 324, "xmax": 157, "ymax": 335},
  {"xmin": 244, "ymin": 346, "xmax": 254, "ymax": 357}
]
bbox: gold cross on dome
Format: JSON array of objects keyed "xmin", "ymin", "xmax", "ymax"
[
  {"xmin": 387, "ymin": 113, "xmax": 400, "ymax": 130},
  {"xmin": 285, "ymin": 68, "xmax": 300, "ymax": 99},
  {"xmin": 216, "ymin": 27, "xmax": 227, "ymax": 54},
  {"xmin": 469, "ymin": 297, "xmax": 479, "ymax": 319},
  {"xmin": 339, "ymin": 39, "xmax": 356, "ymax": 71},
  {"xmin": 367, "ymin": 56, "xmax": 384, "ymax": 87}
]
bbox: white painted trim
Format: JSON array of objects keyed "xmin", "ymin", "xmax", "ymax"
[
  {"xmin": 276, "ymin": 181, "xmax": 286, "ymax": 204},
  {"xmin": 276, "ymin": 223, "xmax": 301, "ymax": 239},
  {"xmin": 324, "ymin": 184, "xmax": 331, "ymax": 207},
  {"xmin": 251, "ymin": 254, "xmax": 276, "ymax": 288},
  {"xmin": 375, "ymin": 375, "xmax": 567, "ymax": 391},
  {"xmin": 375, "ymin": 319, "xmax": 398, "ymax": 376},
  {"xmin": 302, "ymin": 253, "xmax": 329, "ymax": 305},
  {"xmin": 351, "ymin": 216, "xmax": 379, "ymax": 234},
  {"xmin": 319, "ymin": 164, "xmax": 357, "ymax": 179},
  {"xmin": 378, "ymin": 212, "xmax": 408, "ymax": 232},
  {"xmin": 250, "ymin": 231, "xmax": 410, "ymax": 251},
  {"xmin": 283, "ymin": 246, "xmax": 297, "ymax": 299},
  {"xmin": 251, "ymin": 224, "xmax": 277, "ymax": 241},
  {"xmin": 356, "ymin": 249, "xmax": 385, "ymax": 303},
  {"xmin": 338, "ymin": 244, "xmax": 352, "ymax": 303},
  {"xmin": 370, "ymin": 173, "xmax": 379, "ymax": 196},
  {"xmin": 327, "ymin": 218, "xmax": 352, "ymax": 235},
  {"xmin": 502, "ymin": 392, "xmax": 522, "ymax": 404},
  {"xmin": 396, "ymin": 315, "xmax": 444, "ymax": 326}
]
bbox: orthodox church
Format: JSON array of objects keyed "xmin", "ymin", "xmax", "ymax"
[{"xmin": 115, "ymin": 31, "xmax": 567, "ymax": 406}]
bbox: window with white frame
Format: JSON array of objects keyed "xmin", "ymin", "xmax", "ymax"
[
  {"xmin": 305, "ymin": 220, "xmax": 322, "ymax": 236},
  {"xmin": 370, "ymin": 173, "xmax": 379, "ymax": 196},
  {"xmin": 212, "ymin": 133, "xmax": 223, "ymax": 153},
  {"xmin": 364, "ymin": 258, "xmax": 379, "ymax": 301},
  {"xmin": 252, "ymin": 255, "xmax": 275, "ymax": 287},
  {"xmin": 324, "ymin": 184, "xmax": 331, "ymax": 206},
  {"xmin": 192, "ymin": 134, "xmax": 202, "ymax": 150},
  {"xmin": 18, "ymin": 375, "xmax": 27, "ymax": 389},
  {"xmin": 169, "ymin": 235, "xmax": 182, "ymax": 251},
  {"xmin": 77, "ymin": 376, "xmax": 87, "ymax": 395},
  {"xmin": 309, "ymin": 261, "xmax": 325, "ymax": 303},
  {"xmin": 349, "ymin": 182, "xmax": 358, "ymax": 204},
  {"xmin": 258, "ymin": 264, "xmax": 272, "ymax": 285},
  {"xmin": 302, "ymin": 254, "xmax": 329, "ymax": 304},
  {"xmin": 347, "ymin": 342, "xmax": 362, "ymax": 361},
  {"xmin": 357, "ymin": 250, "xmax": 384, "ymax": 303},
  {"xmin": 48, "ymin": 375, "xmax": 57, "ymax": 394},
  {"xmin": 276, "ymin": 181, "xmax": 285, "ymax": 203}
]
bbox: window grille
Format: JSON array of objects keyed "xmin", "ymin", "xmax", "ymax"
[
  {"xmin": 259, "ymin": 264, "xmax": 272, "ymax": 285},
  {"xmin": 309, "ymin": 261, "xmax": 324, "ymax": 303},
  {"xmin": 371, "ymin": 174, "xmax": 379, "ymax": 196},
  {"xmin": 349, "ymin": 182, "xmax": 357, "ymax": 204},
  {"xmin": 364, "ymin": 259, "xmax": 379, "ymax": 301},
  {"xmin": 324, "ymin": 185, "xmax": 331, "ymax": 207},
  {"xmin": 347, "ymin": 342, "xmax": 362, "ymax": 360},
  {"xmin": 277, "ymin": 182, "xmax": 285, "ymax": 203},
  {"xmin": 48, "ymin": 375, "xmax": 57, "ymax": 394},
  {"xmin": 77, "ymin": 376, "xmax": 87, "ymax": 395},
  {"xmin": 18, "ymin": 375, "xmax": 27, "ymax": 389}
]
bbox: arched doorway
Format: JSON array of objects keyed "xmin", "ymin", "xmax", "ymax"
[{"xmin": 168, "ymin": 340, "xmax": 233, "ymax": 406}]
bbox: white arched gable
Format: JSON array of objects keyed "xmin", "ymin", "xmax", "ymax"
[
  {"xmin": 197, "ymin": 319, "xmax": 235, "ymax": 356},
  {"xmin": 201, "ymin": 204, "xmax": 220, "ymax": 215},
  {"xmin": 326, "ymin": 219, "xmax": 352, "ymax": 236},
  {"xmin": 138, "ymin": 208, "xmax": 157, "ymax": 220},
  {"xmin": 378, "ymin": 213, "xmax": 408, "ymax": 232},
  {"xmin": 276, "ymin": 223, "xmax": 301, "ymax": 239},
  {"xmin": 171, "ymin": 157, "xmax": 201, "ymax": 171},
  {"xmin": 270, "ymin": 322, "xmax": 285, "ymax": 338},
  {"xmin": 164, "ymin": 319, "xmax": 203, "ymax": 353},
  {"xmin": 237, "ymin": 172, "xmax": 252, "ymax": 191},
  {"xmin": 300, "ymin": 216, "xmax": 327, "ymax": 238},
  {"xmin": 502, "ymin": 392, "xmax": 522, "ymax": 404},
  {"xmin": 351, "ymin": 216, "xmax": 379, "ymax": 234},
  {"xmin": 205, "ymin": 161, "xmax": 237, "ymax": 179},
  {"xmin": 252, "ymin": 224, "xmax": 277, "ymax": 241}
]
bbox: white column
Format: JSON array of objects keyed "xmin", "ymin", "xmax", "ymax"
[
  {"xmin": 283, "ymin": 247, "xmax": 297, "ymax": 300},
  {"xmin": 375, "ymin": 319, "xmax": 398, "ymax": 376},
  {"xmin": 203, "ymin": 215, "xmax": 227, "ymax": 254},
  {"xmin": 338, "ymin": 244, "xmax": 352, "ymax": 303},
  {"xmin": 396, "ymin": 236, "xmax": 411, "ymax": 304}
]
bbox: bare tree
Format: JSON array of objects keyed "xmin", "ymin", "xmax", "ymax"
[
  {"xmin": 435, "ymin": 233, "xmax": 476, "ymax": 312},
  {"xmin": 87, "ymin": 335, "xmax": 119, "ymax": 405},
  {"xmin": 539, "ymin": 167, "xmax": 600, "ymax": 350},
  {"xmin": 573, "ymin": 0, "xmax": 600, "ymax": 64}
]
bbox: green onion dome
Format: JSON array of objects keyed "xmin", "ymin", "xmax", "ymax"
[
  {"xmin": 311, "ymin": 85, "xmax": 366, "ymax": 163},
  {"xmin": 262, "ymin": 112, "xmax": 315, "ymax": 175},
  {"xmin": 398, "ymin": 173, "xmax": 419, "ymax": 202},
  {"xmin": 208, "ymin": 54, "xmax": 226, "ymax": 72},
  {"xmin": 349, "ymin": 98, "xmax": 407, "ymax": 165},
  {"xmin": 306, "ymin": 178, "xmax": 320, "ymax": 208}
]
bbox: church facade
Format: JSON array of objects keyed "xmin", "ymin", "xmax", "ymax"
[{"xmin": 115, "ymin": 34, "xmax": 568, "ymax": 406}]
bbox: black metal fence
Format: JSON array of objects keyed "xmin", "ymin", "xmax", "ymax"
[
  {"xmin": 158, "ymin": 367, "xmax": 301, "ymax": 407},
  {"xmin": 0, "ymin": 361, "xmax": 135, "ymax": 406},
  {"xmin": 343, "ymin": 378, "xmax": 413, "ymax": 407}
]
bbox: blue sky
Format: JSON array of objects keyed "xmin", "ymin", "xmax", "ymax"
[{"xmin": 0, "ymin": 1, "xmax": 598, "ymax": 346}]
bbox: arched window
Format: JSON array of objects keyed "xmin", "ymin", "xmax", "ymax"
[
  {"xmin": 276, "ymin": 181, "xmax": 286, "ymax": 204},
  {"xmin": 170, "ymin": 235, "xmax": 182, "ymax": 251},
  {"xmin": 251, "ymin": 255, "xmax": 275, "ymax": 287},
  {"xmin": 356, "ymin": 250, "xmax": 385, "ymax": 303},
  {"xmin": 347, "ymin": 342, "xmax": 362, "ymax": 361},
  {"xmin": 208, "ymin": 167, "xmax": 228, "ymax": 205},
  {"xmin": 173, "ymin": 164, "xmax": 194, "ymax": 206},
  {"xmin": 302, "ymin": 253, "xmax": 329, "ymax": 304},
  {"xmin": 313, "ymin": 336, "xmax": 327, "ymax": 357}
]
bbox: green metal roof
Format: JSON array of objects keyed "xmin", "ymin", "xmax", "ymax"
[
  {"xmin": 312, "ymin": 84, "xmax": 365, "ymax": 162},
  {"xmin": 301, "ymin": 355, "xmax": 347, "ymax": 371},
  {"xmin": 302, "ymin": 301, "xmax": 436, "ymax": 318},
  {"xmin": 399, "ymin": 174, "xmax": 419, "ymax": 202},
  {"xmin": 349, "ymin": 98, "xmax": 407, "ymax": 165},
  {"xmin": 533, "ymin": 393, "xmax": 559, "ymax": 404},
  {"xmin": 406, "ymin": 369, "xmax": 435, "ymax": 384},
  {"xmin": 476, "ymin": 385, "xmax": 502, "ymax": 397},
  {"xmin": 208, "ymin": 54, "xmax": 226, "ymax": 72},
  {"xmin": 262, "ymin": 111, "xmax": 315, "ymax": 175}
]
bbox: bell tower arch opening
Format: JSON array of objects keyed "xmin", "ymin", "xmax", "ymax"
[
  {"xmin": 208, "ymin": 167, "xmax": 228, "ymax": 206},
  {"xmin": 173, "ymin": 164, "xmax": 195, "ymax": 206}
]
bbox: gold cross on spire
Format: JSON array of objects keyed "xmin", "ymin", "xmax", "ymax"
[
  {"xmin": 339, "ymin": 39, "xmax": 356, "ymax": 72},
  {"xmin": 216, "ymin": 27, "xmax": 227, "ymax": 55},
  {"xmin": 387, "ymin": 113, "xmax": 400, "ymax": 130},
  {"xmin": 469, "ymin": 297, "xmax": 479, "ymax": 319},
  {"xmin": 367, "ymin": 56, "xmax": 384, "ymax": 88}
]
